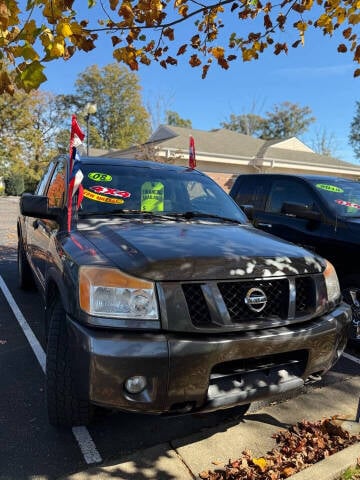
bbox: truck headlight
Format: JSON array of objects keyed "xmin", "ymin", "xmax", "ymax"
[
  {"xmin": 323, "ymin": 260, "xmax": 341, "ymax": 303},
  {"xmin": 79, "ymin": 267, "xmax": 159, "ymax": 319}
]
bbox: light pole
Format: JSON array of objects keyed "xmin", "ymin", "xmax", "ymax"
[{"xmin": 84, "ymin": 102, "xmax": 97, "ymax": 156}]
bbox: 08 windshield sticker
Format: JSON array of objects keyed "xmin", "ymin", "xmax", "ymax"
[
  {"xmin": 88, "ymin": 172, "xmax": 113, "ymax": 182},
  {"xmin": 316, "ymin": 183, "xmax": 344, "ymax": 193},
  {"xmin": 83, "ymin": 189, "xmax": 125, "ymax": 204},
  {"xmin": 89, "ymin": 185, "xmax": 131, "ymax": 198},
  {"xmin": 335, "ymin": 199, "xmax": 360, "ymax": 210}
]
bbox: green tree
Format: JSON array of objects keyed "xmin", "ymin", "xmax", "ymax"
[
  {"xmin": 0, "ymin": 92, "xmax": 29, "ymax": 177},
  {"xmin": 221, "ymin": 113, "xmax": 264, "ymax": 136},
  {"xmin": 4, "ymin": 173, "xmax": 24, "ymax": 196},
  {"xmin": 221, "ymin": 102, "xmax": 315, "ymax": 140},
  {"xmin": 0, "ymin": 90, "xmax": 64, "ymax": 190},
  {"xmin": 349, "ymin": 101, "xmax": 360, "ymax": 160},
  {"xmin": 166, "ymin": 111, "xmax": 192, "ymax": 128},
  {"xmin": 72, "ymin": 63, "xmax": 150, "ymax": 151},
  {"xmin": 1, "ymin": 1, "xmax": 360, "ymax": 94},
  {"xmin": 53, "ymin": 94, "xmax": 84, "ymax": 154},
  {"xmin": 259, "ymin": 102, "xmax": 315, "ymax": 140}
]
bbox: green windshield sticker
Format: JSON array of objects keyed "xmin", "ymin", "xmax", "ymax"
[
  {"xmin": 316, "ymin": 183, "xmax": 343, "ymax": 193},
  {"xmin": 88, "ymin": 172, "xmax": 112, "ymax": 182},
  {"xmin": 141, "ymin": 182, "xmax": 164, "ymax": 211}
]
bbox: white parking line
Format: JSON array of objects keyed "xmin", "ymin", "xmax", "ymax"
[
  {"xmin": 0, "ymin": 275, "xmax": 46, "ymax": 372},
  {"xmin": 340, "ymin": 349, "xmax": 360, "ymax": 424},
  {"xmin": 0, "ymin": 274, "xmax": 102, "ymax": 465},
  {"xmin": 342, "ymin": 351, "xmax": 360, "ymax": 365}
]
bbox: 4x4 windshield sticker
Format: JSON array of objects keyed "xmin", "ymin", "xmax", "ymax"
[
  {"xmin": 89, "ymin": 185, "xmax": 131, "ymax": 198},
  {"xmin": 316, "ymin": 183, "xmax": 344, "ymax": 193},
  {"xmin": 88, "ymin": 172, "xmax": 112, "ymax": 182},
  {"xmin": 335, "ymin": 199, "xmax": 360, "ymax": 210},
  {"xmin": 141, "ymin": 181, "xmax": 164, "ymax": 211},
  {"xmin": 83, "ymin": 189, "xmax": 125, "ymax": 204}
]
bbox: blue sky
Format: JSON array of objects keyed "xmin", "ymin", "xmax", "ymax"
[{"xmin": 37, "ymin": 4, "xmax": 359, "ymax": 165}]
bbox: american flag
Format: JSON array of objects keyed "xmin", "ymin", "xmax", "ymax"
[
  {"xmin": 67, "ymin": 115, "xmax": 85, "ymax": 232},
  {"xmin": 189, "ymin": 135, "xmax": 196, "ymax": 169}
]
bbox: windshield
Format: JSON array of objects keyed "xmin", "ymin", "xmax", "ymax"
[
  {"xmin": 309, "ymin": 178, "xmax": 360, "ymax": 217},
  {"xmin": 77, "ymin": 163, "xmax": 247, "ymax": 223}
]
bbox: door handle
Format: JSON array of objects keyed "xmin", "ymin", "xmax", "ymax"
[{"xmin": 257, "ymin": 222, "xmax": 272, "ymax": 228}]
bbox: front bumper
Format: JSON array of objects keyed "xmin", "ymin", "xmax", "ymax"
[{"xmin": 67, "ymin": 302, "xmax": 351, "ymax": 415}]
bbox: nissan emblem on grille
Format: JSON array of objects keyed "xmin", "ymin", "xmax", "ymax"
[{"xmin": 244, "ymin": 288, "xmax": 268, "ymax": 312}]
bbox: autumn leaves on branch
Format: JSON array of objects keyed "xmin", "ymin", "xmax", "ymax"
[{"xmin": 0, "ymin": 0, "xmax": 359, "ymax": 94}]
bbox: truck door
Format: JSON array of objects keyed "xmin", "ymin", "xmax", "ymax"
[
  {"xmin": 257, "ymin": 177, "xmax": 330, "ymax": 255},
  {"xmin": 29, "ymin": 160, "xmax": 66, "ymax": 288}
]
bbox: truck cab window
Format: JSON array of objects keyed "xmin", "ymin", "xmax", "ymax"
[
  {"xmin": 266, "ymin": 180, "xmax": 316, "ymax": 213},
  {"xmin": 47, "ymin": 161, "xmax": 65, "ymax": 208}
]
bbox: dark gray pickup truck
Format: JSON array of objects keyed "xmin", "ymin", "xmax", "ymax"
[{"xmin": 17, "ymin": 156, "xmax": 351, "ymax": 427}]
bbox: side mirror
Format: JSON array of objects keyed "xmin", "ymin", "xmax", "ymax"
[
  {"xmin": 281, "ymin": 202, "xmax": 322, "ymax": 222},
  {"xmin": 239, "ymin": 204, "xmax": 254, "ymax": 221},
  {"xmin": 20, "ymin": 194, "xmax": 61, "ymax": 220}
]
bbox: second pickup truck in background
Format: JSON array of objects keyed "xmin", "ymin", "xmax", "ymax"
[{"xmin": 230, "ymin": 173, "xmax": 360, "ymax": 343}]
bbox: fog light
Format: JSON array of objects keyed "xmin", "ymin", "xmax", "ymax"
[{"xmin": 124, "ymin": 375, "xmax": 147, "ymax": 394}]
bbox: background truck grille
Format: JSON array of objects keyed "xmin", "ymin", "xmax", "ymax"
[{"xmin": 182, "ymin": 276, "xmax": 317, "ymax": 329}]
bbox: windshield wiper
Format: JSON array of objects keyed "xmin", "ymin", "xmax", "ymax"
[
  {"xmin": 79, "ymin": 209, "xmax": 144, "ymax": 216},
  {"xmin": 167, "ymin": 211, "xmax": 243, "ymax": 224},
  {"xmin": 78, "ymin": 209, "xmax": 185, "ymax": 220},
  {"xmin": 78, "ymin": 209, "xmax": 243, "ymax": 224}
]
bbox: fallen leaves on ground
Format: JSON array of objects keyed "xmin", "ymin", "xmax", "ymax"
[{"xmin": 199, "ymin": 417, "xmax": 360, "ymax": 479}]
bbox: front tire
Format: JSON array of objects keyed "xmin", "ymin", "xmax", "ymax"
[{"xmin": 46, "ymin": 299, "xmax": 93, "ymax": 427}]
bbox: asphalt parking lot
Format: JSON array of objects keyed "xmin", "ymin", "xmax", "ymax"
[{"xmin": 0, "ymin": 196, "xmax": 359, "ymax": 480}]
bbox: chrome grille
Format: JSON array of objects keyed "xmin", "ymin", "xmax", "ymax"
[
  {"xmin": 181, "ymin": 276, "xmax": 317, "ymax": 329},
  {"xmin": 218, "ymin": 279, "xmax": 289, "ymax": 321}
]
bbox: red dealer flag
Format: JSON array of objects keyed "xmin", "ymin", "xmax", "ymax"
[
  {"xmin": 67, "ymin": 115, "xmax": 85, "ymax": 231},
  {"xmin": 189, "ymin": 135, "xmax": 196, "ymax": 169}
]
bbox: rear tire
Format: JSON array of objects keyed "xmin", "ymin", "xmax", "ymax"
[
  {"xmin": 46, "ymin": 299, "xmax": 93, "ymax": 427},
  {"xmin": 17, "ymin": 239, "xmax": 35, "ymax": 290}
]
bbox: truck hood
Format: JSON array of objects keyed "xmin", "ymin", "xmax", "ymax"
[
  {"xmin": 77, "ymin": 219, "xmax": 325, "ymax": 281},
  {"xmin": 343, "ymin": 217, "xmax": 360, "ymax": 225}
]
